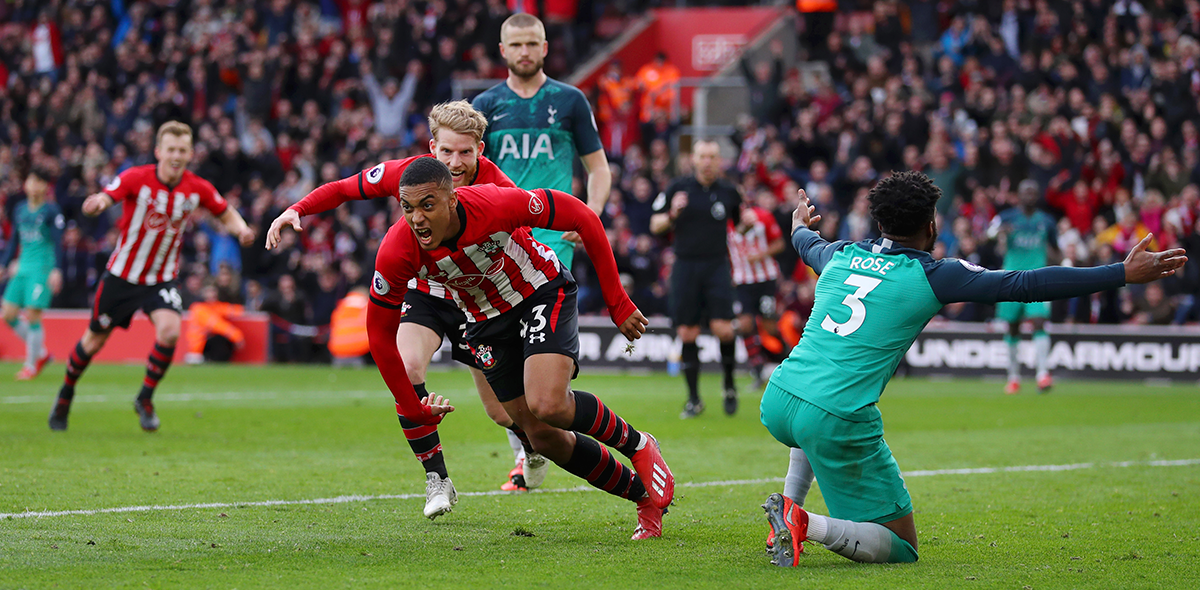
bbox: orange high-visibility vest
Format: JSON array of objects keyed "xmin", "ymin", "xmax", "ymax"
[
  {"xmin": 328, "ymin": 291, "xmax": 370, "ymax": 358},
  {"xmin": 797, "ymin": 0, "xmax": 837, "ymax": 13},
  {"xmin": 186, "ymin": 301, "xmax": 245, "ymax": 355}
]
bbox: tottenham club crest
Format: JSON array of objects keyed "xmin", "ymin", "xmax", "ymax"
[
  {"xmin": 547, "ymin": 105, "xmax": 557, "ymax": 125},
  {"xmin": 372, "ymin": 271, "xmax": 390, "ymax": 295},
  {"xmin": 366, "ymin": 163, "xmax": 385, "ymax": 185},
  {"xmin": 476, "ymin": 345, "xmax": 496, "ymax": 369}
]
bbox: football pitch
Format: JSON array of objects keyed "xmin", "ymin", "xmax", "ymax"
[{"xmin": 2, "ymin": 362, "xmax": 1198, "ymax": 589}]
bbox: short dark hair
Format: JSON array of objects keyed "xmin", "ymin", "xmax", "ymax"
[
  {"xmin": 27, "ymin": 166, "xmax": 53, "ymax": 182},
  {"xmin": 398, "ymin": 157, "xmax": 453, "ymax": 191},
  {"xmin": 867, "ymin": 170, "xmax": 941, "ymax": 237}
]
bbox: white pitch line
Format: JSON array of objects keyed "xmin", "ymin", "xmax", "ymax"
[{"xmin": 3, "ymin": 458, "xmax": 1197, "ymax": 520}]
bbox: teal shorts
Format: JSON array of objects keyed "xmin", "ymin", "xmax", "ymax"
[
  {"xmin": 995, "ymin": 300, "xmax": 1049, "ymax": 323},
  {"xmin": 2, "ymin": 271, "xmax": 53, "ymax": 309},
  {"xmin": 759, "ymin": 382, "xmax": 913, "ymax": 524},
  {"xmin": 530, "ymin": 228, "xmax": 576, "ymax": 269}
]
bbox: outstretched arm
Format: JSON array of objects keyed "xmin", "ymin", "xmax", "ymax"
[
  {"xmin": 931, "ymin": 235, "xmax": 1186, "ymax": 304},
  {"xmin": 790, "ymin": 188, "xmax": 849, "ymax": 275},
  {"xmin": 266, "ymin": 176, "xmax": 359, "ymax": 249},
  {"xmin": 538, "ymin": 189, "xmax": 644, "ymax": 339},
  {"xmin": 367, "ymin": 299, "xmax": 454, "ymax": 425},
  {"xmin": 218, "ymin": 207, "xmax": 256, "ymax": 246}
]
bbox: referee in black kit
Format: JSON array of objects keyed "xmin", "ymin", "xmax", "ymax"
[{"xmin": 651, "ymin": 138, "xmax": 742, "ymax": 418}]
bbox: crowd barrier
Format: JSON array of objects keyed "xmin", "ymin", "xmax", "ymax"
[
  {"xmin": 0, "ymin": 310, "xmax": 270, "ymax": 364},
  {"xmin": 429, "ymin": 318, "xmax": 1200, "ymax": 382}
]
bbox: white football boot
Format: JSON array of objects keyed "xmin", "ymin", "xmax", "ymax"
[
  {"xmin": 523, "ymin": 451, "xmax": 550, "ymax": 489},
  {"xmin": 423, "ymin": 472, "xmax": 458, "ymax": 519}
]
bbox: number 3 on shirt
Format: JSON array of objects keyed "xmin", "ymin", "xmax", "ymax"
[{"xmin": 821, "ymin": 274, "xmax": 882, "ymax": 337}]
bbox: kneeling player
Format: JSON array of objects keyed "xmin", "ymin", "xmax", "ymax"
[
  {"xmin": 761, "ymin": 174, "xmax": 1185, "ymax": 566},
  {"xmin": 370, "ymin": 158, "xmax": 675, "ymax": 538}
]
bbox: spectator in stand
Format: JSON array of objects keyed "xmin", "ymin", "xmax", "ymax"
[
  {"xmin": 597, "ymin": 60, "xmax": 636, "ymax": 157},
  {"xmin": 361, "ymin": 60, "xmax": 420, "ymax": 145},
  {"xmin": 635, "ymin": 52, "xmax": 680, "ymax": 148},
  {"xmin": 53, "ymin": 221, "xmax": 92, "ymax": 309},
  {"xmin": 262, "ymin": 273, "xmax": 312, "ymax": 363},
  {"xmin": 741, "ymin": 40, "xmax": 785, "ymax": 127}
]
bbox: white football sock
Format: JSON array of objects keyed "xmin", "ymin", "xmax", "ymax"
[
  {"xmin": 25, "ymin": 324, "xmax": 44, "ymax": 368},
  {"xmin": 6, "ymin": 318, "xmax": 28, "ymax": 342},
  {"xmin": 783, "ymin": 448, "xmax": 814, "ymax": 507},
  {"xmin": 506, "ymin": 429, "xmax": 525, "ymax": 465},
  {"xmin": 806, "ymin": 512, "xmax": 916, "ymax": 563},
  {"xmin": 1033, "ymin": 332, "xmax": 1050, "ymax": 378}
]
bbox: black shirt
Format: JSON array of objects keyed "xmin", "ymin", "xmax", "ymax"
[{"xmin": 654, "ymin": 176, "xmax": 742, "ymax": 259}]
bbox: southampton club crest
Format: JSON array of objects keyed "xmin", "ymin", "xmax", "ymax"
[
  {"xmin": 478, "ymin": 239, "xmax": 502, "ymax": 256},
  {"xmin": 475, "ymin": 345, "xmax": 496, "ymax": 369}
]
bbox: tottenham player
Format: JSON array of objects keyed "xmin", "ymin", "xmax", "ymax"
[
  {"xmin": 988, "ymin": 179, "xmax": 1060, "ymax": 394},
  {"xmin": 369, "ymin": 158, "xmax": 675, "ymax": 539},
  {"xmin": 266, "ymin": 101, "xmax": 551, "ymax": 518},
  {"xmin": 2, "ymin": 167, "xmax": 63, "ymax": 380},
  {"xmin": 49, "ymin": 121, "xmax": 255, "ymax": 432},
  {"xmin": 760, "ymin": 173, "xmax": 1186, "ymax": 566}
]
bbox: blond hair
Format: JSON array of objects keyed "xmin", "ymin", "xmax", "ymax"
[
  {"xmin": 501, "ymin": 13, "xmax": 546, "ymax": 40},
  {"xmin": 156, "ymin": 121, "xmax": 193, "ymax": 147},
  {"xmin": 428, "ymin": 101, "xmax": 489, "ymax": 143}
]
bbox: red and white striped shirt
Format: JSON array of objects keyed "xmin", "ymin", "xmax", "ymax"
[
  {"xmin": 288, "ymin": 154, "xmax": 514, "ymax": 301},
  {"xmin": 102, "ymin": 165, "xmax": 228, "ymax": 285},
  {"xmin": 366, "ymin": 184, "xmax": 638, "ymax": 424},
  {"xmin": 727, "ymin": 206, "xmax": 782, "ymax": 285},
  {"xmin": 372, "ymin": 185, "xmax": 636, "ymax": 324}
]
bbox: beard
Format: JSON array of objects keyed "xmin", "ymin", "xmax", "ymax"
[{"xmin": 506, "ymin": 56, "xmax": 543, "ymax": 79}]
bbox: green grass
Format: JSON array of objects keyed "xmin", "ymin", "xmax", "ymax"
[{"xmin": 2, "ymin": 362, "xmax": 1199, "ymax": 589}]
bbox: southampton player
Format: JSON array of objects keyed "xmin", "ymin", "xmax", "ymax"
[
  {"xmin": 370, "ymin": 158, "xmax": 675, "ymax": 539},
  {"xmin": 760, "ymin": 172, "xmax": 1185, "ymax": 566},
  {"xmin": 728, "ymin": 190, "xmax": 787, "ymax": 389},
  {"xmin": 987, "ymin": 180, "xmax": 1059, "ymax": 394},
  {"xmin": 1, "ymin": 168, "xmax": 63, "ymax": 380},
  {"xmin": 49, "ymin": 121, "xmax": 255, "ymax": 432},
  {"xmin": 473, "ymin": 12, "xmax": 612, "ymax": 482},
  {"xmin": 265, "ymin": 101, "xmax": 549, "ymax": 518}
]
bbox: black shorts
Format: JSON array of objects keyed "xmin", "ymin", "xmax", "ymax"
[
  {"xmin": 465, "ymin": 279, "xmax": 579, "ymax": 403},
  {"xmin": 89, "ymin": 273, "xmax": 183, "ymax": 333},
  {"xmin": 401, "ymin": 289, "xmax": 479, "ymax": 369},
  {"xmin": 669, "ymin": 257, "xmax": 734, "ymax": 326},
  {"xmin": 735, "ymin": 281, "xmax": 779, "ymax": 319}
]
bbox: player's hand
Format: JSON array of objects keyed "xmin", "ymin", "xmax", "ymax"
[
  {"xmin": 618, "ymin": 309, "xmax": 649, "ymax": 341},
  {"xmin": 266, "ymin": 209, "xmax": 302, "ymax": 250},
  {"xmin": 669, "ymin": 192, "xmax": 688, "ymax": 219},
  {"xmin": 422, "ymin": 394, "xmax": 455, "ymax": 418},
  {"xmin": 561, "ymin": 231, "xmax": 583, "ymax": 244},
  {"xmin": 237, "ymin": 225, "xmax": 256, "ymax": 246},
  {"xmin": 1123, "ymin": 234, "xmax": 1187, "ymax": 284},
  {"xmin": 82, "ymin": 193, "xmax": 112, "ymax": 217},
  {"xmin": 48, "ymin": 269, "xmax": 62, "ymax": 295},
  {"xmin": 792, "ymin": 188, "xmax": 821, "ymax": 233}
]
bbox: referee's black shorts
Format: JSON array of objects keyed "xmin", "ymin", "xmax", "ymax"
[{"xmin": 669, "ymin": 257, "xmax": 734, "ymax": 327}]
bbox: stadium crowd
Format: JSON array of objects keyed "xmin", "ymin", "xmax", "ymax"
[{"xmin": 1, "ymin": 0, "xmax": 1199, "ymax": 363}]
